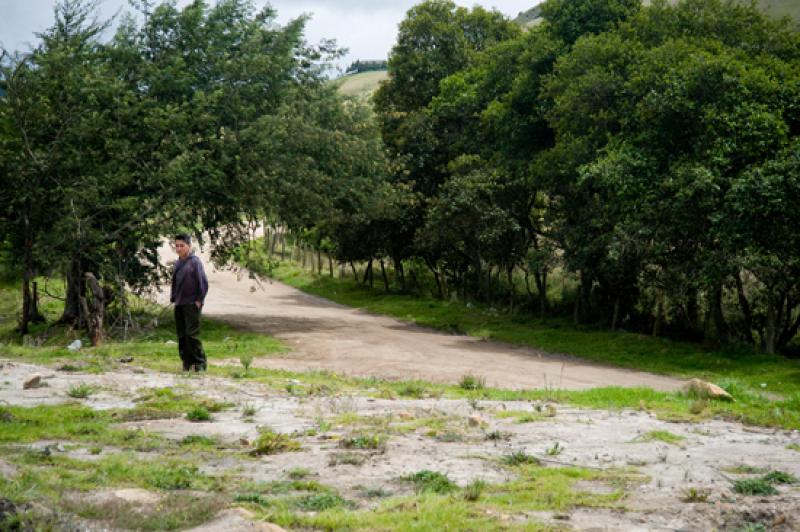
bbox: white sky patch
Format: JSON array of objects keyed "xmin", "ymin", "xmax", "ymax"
[{"xmin": 0, "ymin": 0, "xmax": 540, "ymax": 74}]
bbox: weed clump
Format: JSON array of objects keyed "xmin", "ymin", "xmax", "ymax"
[
  {"xmin": 733, "ymin": 478, "xmax": 778, "ymax": 496},
  {"xmin": 185, "ymin": 406, "xmax": 211, "ymax": 422},
  {"xmin": 402, "ymin": 470, "xmax": 457, "ymax": 494},
  {"xmin": 67, "ymin": 384, "xmax": 95, "ymax": 399},
  {"xmin": 288, "ymin": 467, "xmax": 312, "ymax": 480},
  {"xmin": 462, "ymin": 479, "xmax": 487, "ymax": 501},
  {"xmin": 636, "ymin": 430, "xmax": 684, "ymax": 445},
  {"xmin": 328, "ymin": 452, "xmax": 367, "ymax": 466},
  {"xmin": 459, "ymin": 374, "xmax": 486, "ymax": 391},
  {"xmin": 147, "ymin": 465, "xmax": 202, "ymax": 490},
  {"xmin": 501, "ymin": 451, "xmax": 540, "ymax": 467},
  {"xmin": 251, "ymin": 429, "xmax": 301, "ymax": 455},
  {"xmin": 295, "ymin": 493, "xmax": 349, "ymax": 511},
  {"xmin": 339, "ymin": 433, "xmax": 387, "ymax": 452}
]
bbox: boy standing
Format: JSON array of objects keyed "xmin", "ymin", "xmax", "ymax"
[{"xmin": 170, "ymin": 234, "xmax": 209, "ymax": 371}]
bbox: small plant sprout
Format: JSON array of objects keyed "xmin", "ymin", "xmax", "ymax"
[
  {"xmin": 67, "ymin": 383, "xmax": 95, "ymax": 399},
  {"xmin": 501, "ymin": 451, "xmax": 540, "ymax": 467},
  {"xmin": 459, "ymin": 374, "xmax": 486, "ymax": 391},
  {"xmin": 241, "ymin": 402, "xmax": 257, "ymax": 419},
  {"xmin": 462, "ymin": 479, "xmax": 486, "ymax": 501},
  {"xmin": 239, "ymin": 353, "xmax": 253, "ymax": 375},
  {"xmin": 546, "ymin": 441, "xmax": 563, "ymax": 456}
]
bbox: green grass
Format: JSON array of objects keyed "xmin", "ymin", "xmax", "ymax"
[
  {"xmin": 334, "ymin": 70, "xmax": 388, "ymax": 97},
  {"xmin": 66, "ymin": 383, "xmax": 95, "ymax": 399},
  {"xmin": 634, "ymin": 430, "xmax": 685, "ymax": 445},
  {"xmin": 250, "ymin": 429, "xmax": 302, "ymax": 455},
  {"xmin": 401, "ymin": 470, "xmax": 458, "ymax": 494}
]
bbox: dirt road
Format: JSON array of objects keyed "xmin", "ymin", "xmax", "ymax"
[{"xmin": 161, "ymin": 245, "xmax": 683, "ymax": 392}]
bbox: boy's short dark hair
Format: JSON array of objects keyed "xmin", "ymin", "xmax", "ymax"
[{"xmin": 175, "ymin": 234, "xmax": 192, "ymax": 246}]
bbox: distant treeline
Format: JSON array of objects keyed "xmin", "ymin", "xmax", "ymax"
[{"xmin": 346, "ymin": 60, "xmax": 389, "ymax": 74}]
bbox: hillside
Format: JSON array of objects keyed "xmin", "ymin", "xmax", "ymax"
[
  {"xmin": 513, "ymin": 0, "xmax": 799, "ymax": 28},
  {"xmin": 335, "ymin": 70, "xmax": 388, "ymax": 97}
]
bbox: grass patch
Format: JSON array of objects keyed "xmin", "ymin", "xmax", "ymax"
[
  {"xmin": 65, "ymin": 492, "xmax": 227, "ymax": 530},
  {"xmin": 66, "ymin": 383, "xmax": 95, "ymax": 399},
  {"xmin": 338, "ymin": 433, "xmax": 387, "ymax": 452},
  {"xmin": 634, "ymin": 430, "xmax": 685, "ymax": 445},
  {"xmin": 761, "ymin": 470, "xmax": 798, "ymax": 484},
  {"xmin": 459, "ymin": 374, "xmax": 486, "ymax": 391},
  {"xmin": 251, "ymin": 429, "xmax": 302, "ymax": 456},
  {"xmin": 462, "ymin": 479, "xmax": 486, "ymax": 501},
  {"xmin": 501, "ymin": 451, "xmax": 541, "ymax": 467},
  {"xmin": 295, "ymin": 493, "xmax": 350, "ymax": 512},
  {"xmin": 328, "ymin": 452, "xmax": 367, "ymax": 466},
  {"xmin": 287, "ymin": 467, "xmax": 313, "ymax": 480},
  {"xmin": 401, "ymin": 470, "xmax": 457, "ymax": 494},
  {"xmin": 185, "ymin": 406, "xmax": 212, "ymax": 422},
  {"xmin": 732, "ymin": 478, "xmax": 778, "ymax": 496},
  {"xmin": 787, "ymin": 443, "xmax": 800, "ymax": 452}
]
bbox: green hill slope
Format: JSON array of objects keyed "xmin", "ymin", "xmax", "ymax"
[
  {"xmin": 335, "ymin": 70, "xmax": 389, "ymax": 97},
  {"xmin": 513, "ymin": 0, "xmax": 798, "ymax": 28}
]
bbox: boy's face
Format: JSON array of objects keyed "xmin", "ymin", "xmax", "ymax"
[{"xmin": 175, "ymin": 239, "xmax": 191, "ymax": 259}]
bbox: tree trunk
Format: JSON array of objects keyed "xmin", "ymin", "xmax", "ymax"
[
  {"xmin": 652, "ymin": 297, "xmax": 664, "ymax": 337},
  {"xmin": 611, "ymin": 297, "xmax": 621, "ymax": 331},
  {"xmin": 765, "ymin": 297, "xmax": 779, "ymax": 354},
  {"xmin": 534, "ymin": 269, "xmax": 548, "ymax": 318},
  {"xmin": 81, "ymin": 272, "xmax": 104, "ymax": 347},
  {"xmin": 507, "ymin": 266, "xmax": 515, "ymax": 313},
  {"xmin": 394, "ymin": 258, "xmax": 406, "ymax": 292},
  {"xmin": 280, "ymin": 231, "xmax": 286, "ymax": 259},
  {"xmin": 710, "ymin": 282, "xmax": 729, "ymax": 344},
  {"xmin": 350, "ymin": 262, "xmax": 358, "ymax": 282},
  {"xmin": 264, "ymin": 226, "xmax": 271, "ymax": 255},
  {"xmin": 61, "ymin": 257, "xmax": 85, "ymax": 326},
  {"xmin": 28, "ymin": 281, "xmax": 45, "ymax": 324},
  {"xmin": 380, "ymin": 259, "xmax": 389, "ymax": 293},
  {"xmin": 317, "ymin": 248, "xmax": 322, "ymax": 275},
  {"xmin": 734, "ymin": 272, "xmax": 754, "ymax": 344},
  {"xmin": 362, "ymin": 260, "xmax": 373, "ymax": 286},
  {"xmin": 328, "ymin": 256, "xmax": 333, "ymax": 278}
]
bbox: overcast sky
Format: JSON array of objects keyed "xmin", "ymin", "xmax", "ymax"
[{"xmin": 0, "ymin": 0, "xmax": 539, "ymax": 74}]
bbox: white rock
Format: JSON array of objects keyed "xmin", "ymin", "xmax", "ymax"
[{"xmin": 67, "ymin": 339, "xmax": 82, "ymax": 352}]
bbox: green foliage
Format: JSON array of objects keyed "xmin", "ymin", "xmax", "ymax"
[
  {"xmin": 402, "ymin": 470, "xmax": 458, "ymax": 494},
  {"xmin": 732, "ymin": 478, "xmax": 778, "ymax": 496},
  {"xmin": 458, "ymin": 373, "xmax": 486, "ymax": 390},
  {"xmin": 501, "ymin": 451, "xmax": 541, "ymax": 467},
  {"xmin": 635, "ymin": 431, "xmax": 685, "ymax": 445},
  {"xmin": 251, "ymin": 429, "xmax": 302, "ymax": 455},
  {"xmin": 185, "ymin": 407, "xmax": 212, "ymax": 423},
  {"xmin": 462, "ymin": 479, "xmax": 487, "ymax": 501},
  {"xmin": 67, "ymin": 384, "xmax": 95, "ymax": 399}
]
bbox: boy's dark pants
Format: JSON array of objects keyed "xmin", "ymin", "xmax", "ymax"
[{"xmin": 175, "ymin": 303, "xmax": 206, "ymax": 370}]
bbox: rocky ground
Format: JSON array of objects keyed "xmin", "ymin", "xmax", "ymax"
[{"xmin": 1, "ymin": 359, "xmax": 799, "ymax": 531}]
